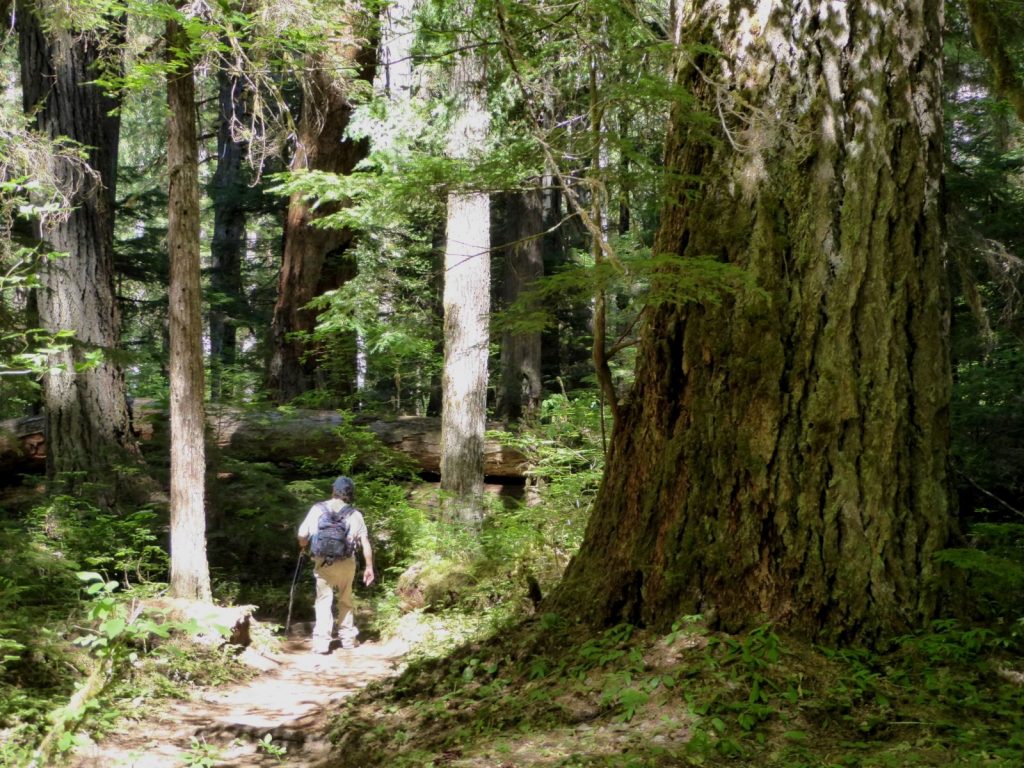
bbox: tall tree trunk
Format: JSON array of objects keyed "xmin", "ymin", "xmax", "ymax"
[
  {"xmin": 17, "ymin": 3, "xmax": 137, "ymax": 487},
  {"xmin": 268, "ymin": 27, "xmax": 375, "ymax": 404},
  {"xmin": 552, "ymin": 0, "xmax": 951, "ymax": 644},
  {"xmin": 440, "ymin": 11, "xmax": 491, "ymax": 524},
  {"xmin": 167, "ymin": 16, "xmax": 211, "ymax": 602},
  {"xmin": 208, "ymin": 67, "xmax": 248, "ymax": 402},
  {"xmin": 495, "ymin": 189, "xmax": 544, "ymax": 421}
]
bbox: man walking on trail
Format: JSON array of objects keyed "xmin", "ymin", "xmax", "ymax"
[{"xmin": 297, "ymin": 476, "xmax": 375, "ymax": 653}]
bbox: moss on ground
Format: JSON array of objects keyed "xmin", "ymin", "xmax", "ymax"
[{"xmin": 328, "ymin": 617, "xmax": 1024, "ymax": 767}]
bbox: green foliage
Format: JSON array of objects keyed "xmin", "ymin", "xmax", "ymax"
[
  {"xmin": 486, "ymin": 392, "xmax": 605, "ymax": 584},
  {"xmin": 268, "ymin": 130, "xmax": 447, "ymax": 414},
  {"xmin": 936, "ymin": 522, "xmax": 1024, "ymax": 619},
  {"xmin": 26, "ymin": 496, "xmax": 168, "ymax": 586},
  {"xmin": 945, "ymin": 2, "xmax": 1024, "ymax": 528},
  {"xmin": 498, "ymin": 243, "xmax": 759, "ymax": 339},
  {"xmin": 180, "ymin": 737, "xmax": 224, "ymax": 768},
  {"xmin": 257, "ymin": 732, "xmax": 287, "ymax": 761},
  {"xmin": 328, "ymin": 614, "xmax": 1020, "ymax": 766},
  {"xmin": 951, "ymin": 345, "xmax": 1024, "ymax": 504},
  {"xmin": 72, "ymin": 573, "xmax": 195, "ymax": 663}
]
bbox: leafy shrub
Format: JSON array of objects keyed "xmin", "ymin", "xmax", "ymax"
[
  {"xmin": 486, "ymin": 392, "xmax": 605, "ymax": 588},
  {"xmin": 935, "ymin": 522, "xmax": 1024, "ymax": 619},
  {"xmin": 25, "ymin": 496, "xmax": 167, "ymax": 586}
]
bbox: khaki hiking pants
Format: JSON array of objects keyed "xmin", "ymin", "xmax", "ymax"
[{"xmin": 312, "ymin": 556, "xmax": 357, "ymax": 652}]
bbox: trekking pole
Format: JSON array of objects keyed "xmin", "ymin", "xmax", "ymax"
[{"xmin": 285, "ymin": 550, "xmax": 306, "ymax": 635}]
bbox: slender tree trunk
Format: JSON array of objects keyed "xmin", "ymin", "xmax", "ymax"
[
  {"xmin": 268, "ymin": 26, "xmax": 375, "ymax": 404},
  {"xmin": 552, "ymin": 0, "xmax": 951, "ymax": 644},
  {"xmin": 208, "ymin": 67, "xmax": 248, "ymax": 402},
  {"xmin": 17, "ymin": 3, "xmax": 137, "ymax": 487},
  {"xmin": 440, "ymin": 10, "xmax": 490, "ymax": 524},
  {"xmin": 380, "ymin": 0, "xmax": 415, "ymax": 98},
  {"xmin": 167, "ymin": 16, "xmax": 211, "ymax": 602},
  {"xmin": 495, "ymin": 189, "xmax": 544, "ymax": 421}
]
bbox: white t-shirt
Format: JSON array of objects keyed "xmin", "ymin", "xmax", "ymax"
[{"xmin": 298, "ymin": 498, "xmax": 368, "ymax": 549}]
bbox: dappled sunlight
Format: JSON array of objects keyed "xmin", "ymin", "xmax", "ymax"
[{"xmin": 65, "ymin": 637, "xmax": 407, "ymax": 768}]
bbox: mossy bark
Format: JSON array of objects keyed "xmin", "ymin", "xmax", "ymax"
[
  {"xmin": 17, "ymin": 4, "xmax": 138, "ymax": 487},
  {"xmin": 552, "ymin": 0, "xmax": 951, "ymax": 643}
]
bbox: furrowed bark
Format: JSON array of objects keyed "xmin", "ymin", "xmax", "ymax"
[
  {"xmin": 167, "ymin": 16, "xmax": 211, "ymax": 601},
  {"xmin": 552, "ymin": 0, "xmax": 951, "ymax": 644},
  {"xmin": 17, "ymin": 3, "xmax": 138, "ymax": 489}
]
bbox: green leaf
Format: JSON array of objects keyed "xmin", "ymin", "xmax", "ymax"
[{"xmin": 101, "ymin": 617, "xmax": 126, "ymax": 639}]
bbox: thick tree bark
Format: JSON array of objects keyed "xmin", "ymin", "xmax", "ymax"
[
  {"xmin": 495, "ymin": 189, "xmax": 544, "ymax": 421},
  {"xmin": 268, "ymin": 27, "xmax": 375, "ymax": 404},
  {"xmin": 552, "ymin": 0, "xmax": 951, "ymax": 643},
  {"xmin": 17, "ymin": 3, "xmax": 138, "ymax": 486},
  {"xmin": 208, "ymin": 67, "xmax": 248, "ymax": 402},
  {"xmin": 167, "ymin": 17, "xmax": 211, "ymax": 602},
  {"xmin": 441, "ymin": 13, "xmax": 491, "ymax": 524}
]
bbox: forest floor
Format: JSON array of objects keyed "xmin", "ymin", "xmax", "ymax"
[
  {"xmin": 45, "ymin": 614, "xmax": 1024, "ymax": 768},
  {"xmin": 64, "ymin": 634, "xmax": 410, "ymax": 768}
]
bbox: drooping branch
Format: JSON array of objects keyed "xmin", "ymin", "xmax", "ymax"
[{"xmin": 493, "ymin": 0, "xmax": 622, "ymax": 424}]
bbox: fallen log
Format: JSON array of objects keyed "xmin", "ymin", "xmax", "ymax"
[
  {"xmin": 205, "ymin": 407, "xmax": 527, "ymax": 478},
  {"xmin": 1, "ymin": 407, "xmax": 528, "ymax": 479}
]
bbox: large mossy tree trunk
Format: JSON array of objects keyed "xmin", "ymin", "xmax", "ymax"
[
  {"xmin": 17, "ymin": 3, "xmax": 138, "ymax": 487},
  {"xmin": 268, "ymin": 20, "xmax": 375, "ymax": 404},
  {"xmin": 551, "ymin": 0, "xmax": 952, "ymax": 644},
  {"xmin": 167, "ymin": 16, "xmax": 211, "ymax": 602}
]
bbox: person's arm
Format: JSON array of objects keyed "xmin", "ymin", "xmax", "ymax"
[
  {"xmin": 297, "ymin": 504, "xmax": 317, "ymax": 551},
  {"xmin": 361, "ymin": 533, "xmax": 375, "ymax": 585}
]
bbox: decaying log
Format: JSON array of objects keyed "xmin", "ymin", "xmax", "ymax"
[
  {"xmin": 205, "ymin": 408, "xmax": 527, "ymax": 478},
  {"xmin": 1, "ymin": 406, "xmax": 528, "ymax": 479}
]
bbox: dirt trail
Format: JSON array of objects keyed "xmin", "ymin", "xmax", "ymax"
[{"xmin": 67, "ymin": 637, "xmax": 408, "ymax": 768}]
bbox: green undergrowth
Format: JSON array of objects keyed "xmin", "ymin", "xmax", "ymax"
[
  {"xmin": 0, "ymin": 494, "xmax": 255, "ymax": 766},
  {"xmin": 327, "ymin": 616, "xmax": 1024, "ymax": 768},
  {"xmin": 0, "ymin": 589, "xmax": 256, "ymax": 767}
]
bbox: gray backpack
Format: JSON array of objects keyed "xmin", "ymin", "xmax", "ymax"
[{"xmin": 310, "ymin": 503, "xmax": 357, "ymax": 564}]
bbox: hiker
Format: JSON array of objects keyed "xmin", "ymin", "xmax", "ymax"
[{"xmin": 297, "ymin": 476, "xmax": 375, "ymax": 653}]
